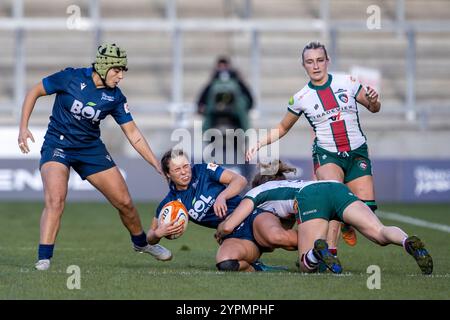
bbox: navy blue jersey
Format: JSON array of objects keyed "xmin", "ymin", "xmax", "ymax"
[
  {"xmin": 156, "ymin": 163, "xmax": 242, "ymax": 229},
  {"xmin": 42, "ymin": 67, "xmax": 133, "ymax": 149}
]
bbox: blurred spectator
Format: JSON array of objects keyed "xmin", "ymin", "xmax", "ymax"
[
  {"xmin": 196, "ymin": 56, "xmax": 254, "ymax": 182},
  {"xmin": 197, "ymin": 56, "xmax": 253, "ymax": 133}
]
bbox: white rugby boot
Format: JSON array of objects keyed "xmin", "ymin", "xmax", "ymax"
[
  {"xmin": 133, "ymin": 243, "xmax": 172, "ymax": 261},
  {"xmin": 34, "ymin": 259, "xmax": 51, "ymax": 271}
]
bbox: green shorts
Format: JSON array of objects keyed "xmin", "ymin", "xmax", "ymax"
[
  {"xmin": 295, "ymin": 182, "xmax": 360, "ymax": 224},
  {"xmin": 312, "ymin": 143, "xmax": 373, "ymax": 183}
]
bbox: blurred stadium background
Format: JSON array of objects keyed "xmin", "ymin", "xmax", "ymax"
[{"xmin": 0, "ymin": 0, "xmax": 449, "ymax": 202}]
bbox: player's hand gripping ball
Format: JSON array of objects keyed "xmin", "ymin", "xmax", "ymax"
[{"xmin": 158, "ymin": 200, "xmax": 189, "ymax": 239}]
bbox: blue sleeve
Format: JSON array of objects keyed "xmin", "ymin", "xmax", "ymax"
[
  {"xmin": 42, "ymin": 68, "xmax": 75, "ymax": 95},
  {"xmin": 202, "ymin": 163, "xmax": 225, "ymax": 182},
  {"xmin": 111, "ymin": 93, "xmax": 133, "ymax": 125}
]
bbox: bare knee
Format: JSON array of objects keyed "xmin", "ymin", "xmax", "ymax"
[
  {"xmin": 366, "ymin": 226, "xmax": 389, "ymax": 246},
  {"xmin": 115, "ymin": 196, "xmax": 135, "ymax": 214},
  {"xmin": 44, "ymin": 195, "xmax": 65, "ymax": 214}
]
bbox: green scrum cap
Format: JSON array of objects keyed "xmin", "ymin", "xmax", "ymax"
[{"xmin": 94, "ymin": 43, "xmax": 128, "ymax": 80}]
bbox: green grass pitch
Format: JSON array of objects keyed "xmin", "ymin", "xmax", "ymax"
[{"xmin": 1, "ymin": 202, "xmax": 449, "ymax": 300}]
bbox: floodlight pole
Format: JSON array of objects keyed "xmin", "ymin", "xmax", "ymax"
[
  {"xmin": 90, "ymin": 0, "xmax": 102, "ymax": 49},
  {"xmin": 13, "ymin": 0, "xmax": 25, "ymax": 121},
  {"xmin": 250, "ymin": 29, "xmax": 261, "ymax": 112},
  {"xmin": 405, "ymin": 27, "xmax": 417, "ymax": 121}
]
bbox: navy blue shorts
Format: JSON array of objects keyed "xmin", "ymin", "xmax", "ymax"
[
  {"xmin": 40, "ymin": 144, "xmax": 116, "ymax": 180},
  {"xmin": 222, "ymin": 208, "xmax": 264, "ymax": 245}
]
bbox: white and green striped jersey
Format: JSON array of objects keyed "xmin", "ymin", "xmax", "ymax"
[
  {"xmin": 244, "ymin": 180, "xmax": 337, "ymax": 218},
  {"xmin": 287, "ymin": 73, "xmax": 366, "ymax": 153}
]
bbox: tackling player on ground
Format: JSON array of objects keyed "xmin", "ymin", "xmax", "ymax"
[
  {"xmin": 18, "ymin": 43, "xmax": 172, "ymax": 270},
  {"xmin": 216, "ymin": 161, "xmax": 433, "ymax": 275}
]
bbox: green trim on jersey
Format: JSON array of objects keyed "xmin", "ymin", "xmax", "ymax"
[
  {"xmin": 287, "ymin": 107, "xmax": 302, "ymax": 117},
  {"xmin": 355, "ymin": 105, "xmax": 367, "ymax": 140},
  {"xmin": 355, "ymin": 84, "xmax": 363, "ymax": 98},
  {"xmin": 354, "ymin": 84, "xmax": 367, "ymax": 140},
  {"xmin": 303, "ymin": 112, "xmax": 317, "ymax": 133},
  {"xmin": 308, "ymin": 74, "xmax": 333, "ymax": 90},
  {"xmin": 245, "ymin": 187, "xmax": 299, "ymax": 207}
]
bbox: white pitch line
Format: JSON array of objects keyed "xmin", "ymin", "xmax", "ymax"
[{"xmin": 377, "ymin": 211, "xmax": 450, "ymax": 234}]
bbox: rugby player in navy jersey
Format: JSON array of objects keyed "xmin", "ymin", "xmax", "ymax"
[
  {"xmin": 147, "ymin": 149, "xmax": 298, "ymax": 272},
  {"xmin": 18, "ymin": 43, "xmax": 171, "ymax": 270}
]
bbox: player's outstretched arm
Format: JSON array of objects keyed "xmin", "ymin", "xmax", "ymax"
[
  {"xmin": 246, "ymin": 111, "xmax": 299, "ymax": 161},
  {"xmin": 18, "ymin": 82, "xmax": 47, "ymax": 154},
  {"xmin": 120, "ymin": 121, "xmax": 163, "ymax": 175}
]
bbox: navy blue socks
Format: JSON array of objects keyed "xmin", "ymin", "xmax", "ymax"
[
  {"xmin": 38, "ymin": 244, "xmax": 54, "ymax": 260},
  {"xmin": 131, "ymin": 231, "xmax": 148, "ymax": 247}
]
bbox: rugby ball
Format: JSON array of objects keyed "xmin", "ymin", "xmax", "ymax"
[{"xmin": 158, "ymin": 200, "xmax": 189, "ymax": 240}]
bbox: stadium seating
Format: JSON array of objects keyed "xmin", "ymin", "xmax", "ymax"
[{"xmin": 0, "ymin": 0, "xmax": 449, "ymax": 156}]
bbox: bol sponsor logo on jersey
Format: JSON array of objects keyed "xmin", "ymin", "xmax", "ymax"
[
  {"xmin": 70, "ymin": 100, "xmax": 102, "ymax": 122},
  {"xmin": 188, "ymin": 195, "xmax": 214, "ymax": 221}
]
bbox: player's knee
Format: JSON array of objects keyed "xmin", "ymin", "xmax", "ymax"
[
  {"xmin": 374, "ymin": 239, "xmax": 389, "ymax": 246},
  {"xmin": 45, "ymin": 195, "xmax": 65, "ymax": 213},
  {"xmin": 370, "ymin": 227, "xmax": 389, "ymax": 246},
  {"xmin": 116, "ymin": 196, "xmax": 135, "ymax": 213},
  {"xmin": 216, "ymin": 259, "xmax": 240, "ymax": 271}
]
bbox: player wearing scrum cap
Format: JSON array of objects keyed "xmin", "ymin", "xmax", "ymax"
[{"xmin": 18, "ymin": 43, "xmax": 171, "ymax": 270}]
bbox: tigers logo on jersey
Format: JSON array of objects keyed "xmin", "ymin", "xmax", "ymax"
[
  {"xmin": 358, "ymin": 160, "xmax": 368, "ymax": 171},
  {"xmin": 338, "ymin": 93, "xmax": 348, "ymax": 103}
]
